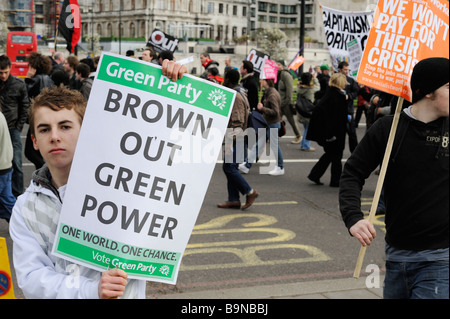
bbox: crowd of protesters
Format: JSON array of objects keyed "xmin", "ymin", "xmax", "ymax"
[{"xmin": 1, "ymin": 45, "xmax": 447, "ymax": 299}]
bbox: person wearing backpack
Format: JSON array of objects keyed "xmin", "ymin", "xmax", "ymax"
[
  {"xmin": 76, "ymin": 63, "xmax": 94, "ymax": 101},
  {"xmin": 276, "ymin": 60, "xmax": 301, "ymax": 144},
  {"xmin": 24, "ymin": 52, "xmax": 54, "ymax": 170},
  {"xmin": 218, "ymin": 69, "xmax": 259, "ymax": 210},
  {"xmin": 306, "ymin": 73, "xmax": 348, "ymax": 187},
  {"xmin": 297, "ymin": 72, "xmax": 319, "ymax": 151}
]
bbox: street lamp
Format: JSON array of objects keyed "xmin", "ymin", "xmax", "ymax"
[
  {"xmin": 119, "ymin": 0, "xmax": 122, "ymax": 54},
  {"xmin": 299, "ymin": 0, "xmax": 305, "ymax": 74},
  {"xmin": 90, "ymin": 2, "xmax": 94, "ymax": 57}
]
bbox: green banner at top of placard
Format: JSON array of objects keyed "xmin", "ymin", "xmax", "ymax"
[{"xmin": 97, "ymin": 53, "xmax": 234, "ymax": 117}]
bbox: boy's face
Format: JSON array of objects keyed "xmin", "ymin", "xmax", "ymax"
[
  {"xmin": 31, "ymin": 106, "xmax": 82, "ymax": 172},
  {"xmin": 63, "ymin": 59, "xmax": 72, "ymax": 73},
  {"xmin": 0, "ymin": 66, "xmax": 11, "ymax": 82}
]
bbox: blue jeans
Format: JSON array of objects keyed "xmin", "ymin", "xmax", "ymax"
[
  {"xmin": 384, "ymin": 261, "xmax": 449, "ymax": 299},
  {"xmin": 300, "ymin": 122, "xmax": 311, "ymax": 150},
  {"xmin": 9, "ymin": 128, "xmax": 24, "ymax": 197},
  {"xmin": 223, "ymin": 161, "xmax": 252, "ymax": 202},
  {"xmin": 0, "ymin": 170, "xmax": 16, "ymax": 222},
  {"xmin": 245, "ymin": 122, "xmax": 284, "ymax": 169}
]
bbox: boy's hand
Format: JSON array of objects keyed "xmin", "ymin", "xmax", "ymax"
[
  {"xmin": 98, "ymin": 268, "xmax": 128, "ymax": 299},
  {"xmin": 162, "ymin": 59, "xmax": 188, "ymax": 81},
  {"xmin": 349, "ymin": 219, "xmax": 377, "ymax": 247}
]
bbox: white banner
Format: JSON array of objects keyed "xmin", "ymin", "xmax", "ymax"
[
  {"xmin": 52, "ymin": 52, "xmax": 235, "ymax": 284},
  {"xmin": 321, "ymin": 5, "xmax": 374, "ymax": 74}
]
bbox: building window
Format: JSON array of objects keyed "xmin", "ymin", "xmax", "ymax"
[
  {"xmin": 35, "ymin": 4, "xmax": 44, "ymax": 14},
  {"xmin": 207, "ymin": 2, "xmax": 214, "ymax": 13},
  {"xmin": 141, "ymin": 21, "xmax": 146, "ymax": 37},
  {"xmin": 97, "ymin": 24, "xmax": 102, "ymax": 36},
  {"xmin": 107, "ymin": 23, "xmax": 112, "ymax": 37},
  {"xmin": 83, "ymin": 23, "xmax": 88, "ymax": 37},
  {"xmin": 130, "ymin": 23, "xmax": 135, "ymax": 37},
  {"xmin": 233, "ymin": 5, "xmax": 237, "ymax": 15},
  {"xmin": 219, "ymin": 3, "xmax": 223, "ymax": 13},
  {"xmin": 280, "ymin": 5, "xmax": 297, "ymax": 14},
  {"xmin": 269, "ymin": 16, "xmax": 277, "ymax": 23},
  {"xmin": 269, "ymin": 4, "xmax": 277, "ymax": 13},
  {"xmin": 280, "ymin": 17, "xmax": 297, "ymax": 24},
  {"xmin": 243, "ymin": 6, "xmax": 247, "ymax": 16},
  {"xmin": 258, "ymin": 2, "xmax": 267, "ymax": 12},
  {"xmin": 35, "ymin": 17, "xmax": 44, "ymax": 24}
]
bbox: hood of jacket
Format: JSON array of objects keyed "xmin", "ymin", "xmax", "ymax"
[{"xmin": 29, "ymin": 164, "xmax": 62, "ymax": 202}]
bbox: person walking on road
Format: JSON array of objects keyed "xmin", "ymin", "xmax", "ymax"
[
  {"xmin": 242, "ymin": 75, "xmax": 285, "ymax": 176},
  {"xmin": 276, "ymin": 60, "xmax": 301, "ymax": 144},
  {"xmin": 218, "ymin": 69, "xmax": 259, "ymax": 210},
  {"xmin": 0, "ymin": 109, "xmax": 16, "ymax": 222},
  {"xmin": 339, "ymin": 57, "xmax": 449, "ymax": 299},
  {"xmin": 0, "ymin": 55, "xmax": 30, "ymax": 198},
  {"xmin": 338, "ymin": 61, "xmax": 359, "ymax": 153},
  {"xmin": 240, "ymin": 60, "xmax": 260, "ymax": 112},
  {"xmin": 306, "ymin": 73, "xmax": 348, "ymax": 187},
  {"xmin": 297, "ymin": 72, "xmax": 320, "ymax": 152}
]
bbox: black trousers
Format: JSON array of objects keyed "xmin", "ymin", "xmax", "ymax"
[
  {"xmin": 308, "ymin": 141, "xmax": 344, "ymax": 186},
  {"xmin": 346, "ymin": 116, "xmax": 358, "ymax": 153}
]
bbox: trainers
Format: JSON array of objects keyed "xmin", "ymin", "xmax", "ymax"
[
  {"xmin": 268, "ymin": 166, "xmax": 285, "ymax": 176},
  {"xmin": 301, "ymin": 147, "xmax": 315, "ymax": 152},
  {"xmin": 239, "ymin": 163, "xmax": 249, "ymax": 174},
  {"xmin": 291, "ymin": 136, "xmax": 302, "ymax": 144}
]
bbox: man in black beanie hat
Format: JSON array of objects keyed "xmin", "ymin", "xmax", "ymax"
[{"xmin": 339, "ymin": 57, "xmax": 449, "ymax": 299}]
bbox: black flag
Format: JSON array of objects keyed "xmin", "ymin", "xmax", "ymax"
[{"xmin": 58, "ymin": 0, "xmax": 81, "ymax": 53}]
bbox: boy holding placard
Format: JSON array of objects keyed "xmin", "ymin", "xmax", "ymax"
[
  {"xmin": 9, "ymin": 60, "xmax": 187, "ymax": 299},
  {"xmin": 339, "ymin": 58, "xmax": 449, "ymax": 299}
]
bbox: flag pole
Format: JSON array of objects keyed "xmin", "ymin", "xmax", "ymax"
[
  {"xmin": 54, "ymin": 0, "xmax": 59, "ymax": 53},
  {"xmin": 353, "ymin": 96, "xmax": 404, "ymax": 278}
]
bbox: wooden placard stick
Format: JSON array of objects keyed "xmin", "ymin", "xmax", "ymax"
[{"xmin": 353, "ymin": 97, "xmax": 404, "ymax": 278}]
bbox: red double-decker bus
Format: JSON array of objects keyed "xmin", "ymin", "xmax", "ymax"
[{"xmin": 6, "ymin": 31, "xmax": 38, "ymax": 78}]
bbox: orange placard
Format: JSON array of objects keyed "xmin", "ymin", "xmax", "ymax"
[
  {"xmin": 288, "ymin": 56, "xmax": 305, "ymax": 71},
  {"xmin": 357, "ymin": 0, "xmax": 449, "ymax": 101}
]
